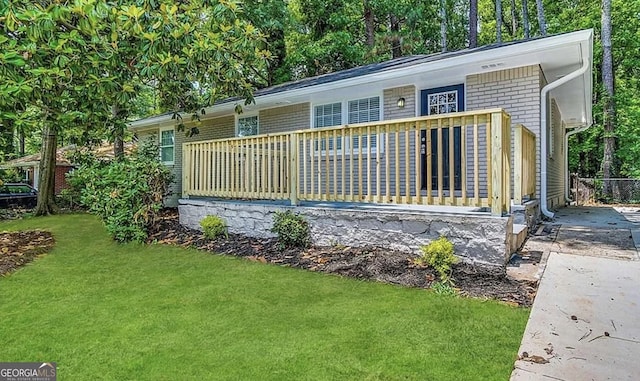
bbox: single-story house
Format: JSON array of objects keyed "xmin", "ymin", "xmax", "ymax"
[
  {"xmin": 129, "ymin": 29, "xmax": 593, "ymax": 266},
  {"xmin": 1, "ymin": 143, "xmax": 134, "ymax": 194}
]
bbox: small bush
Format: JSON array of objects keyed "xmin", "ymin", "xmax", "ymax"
[
  {"xmin": 200, "ymin": 215, "xmax": 228, "ymax": 239},
  {"xmin": 417, "ymin": 236, "xmax": 458, "ymax": 283},
  {"xmin": 271, "ymin": 210, "xmax": 310, "ymax": 249}
]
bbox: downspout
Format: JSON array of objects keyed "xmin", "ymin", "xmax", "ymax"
[
  {"xmin": 565, "ymin": 123, "xmax": 592, "ymax": 202},
  {"xmin": 540, "ymin": 56, "xmax": 590, "ymax": 218}
]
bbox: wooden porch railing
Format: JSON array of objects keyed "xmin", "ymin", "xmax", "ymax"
[
  {"xmin": 513, "ymin": 124, "xmax": 536, "ymax": 204},
  {"xmin": 183, "ymin": 109, "xmax": 515, "ymax": 216}
]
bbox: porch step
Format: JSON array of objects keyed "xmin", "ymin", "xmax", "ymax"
[{"xmin": 511, "ymin": 224, "xmax": 528, "ymax": 253}]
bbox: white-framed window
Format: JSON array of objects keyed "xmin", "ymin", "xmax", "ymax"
[
  {"xmin": 314, "ymin": 102, "xmax": 342, "ymax": 128},
  {"xmin": 348, "ymin": 96, "xmax": 380, "ymax": 150},
  {"xmin": 237, "ymin": 115, "xmax": 259, "ymax": 137},
  {"xmin": 313, "ymin": 96, "xmax": 382, "ymax": 153},
  {"xmin": 159, "ymin": 127, "xmax": 175, "ymax": 165}
]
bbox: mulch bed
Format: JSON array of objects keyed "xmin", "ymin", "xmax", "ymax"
[
  {"xmin": 148, "ymin": 209, "xmax": 537, "ymax": 306},
  {"xmin": 0, "ymin": 230, "xmax": 55, "ymax": 276}
]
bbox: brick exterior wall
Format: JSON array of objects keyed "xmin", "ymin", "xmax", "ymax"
[
  {"xmin": 259, "ymin": 103, "xmax": 311, "ymax": 133},
  {"xmin": 383, "ymin": 85, "xmax": 416, "ymax": 120},
  {"xmin": 466, "ymin": 65, "xmax": 543, "ymax": 203},
  {"xmin": 54, "ymin": 166, "xmax": 73, "ymax": 195}
]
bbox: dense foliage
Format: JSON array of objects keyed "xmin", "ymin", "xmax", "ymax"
[{"xmin": 66, "ymin": 139, "xmax": 173, "ymax": 242}]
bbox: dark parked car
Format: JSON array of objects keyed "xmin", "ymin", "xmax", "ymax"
[{"xmin": 0, "ymin": 183, "xmax": 38, "ymax": 208}]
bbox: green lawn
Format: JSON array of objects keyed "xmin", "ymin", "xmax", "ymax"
[{"xmin": 0, "ymin": 214, "xmax": 528, "ymax": 380}]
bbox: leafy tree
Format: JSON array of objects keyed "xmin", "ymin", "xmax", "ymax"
[{"xmin": 0, "ymin": 0, "xmax": 268, "ymax": 215}]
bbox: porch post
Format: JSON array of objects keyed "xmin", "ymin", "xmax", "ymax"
[
  {"xmin": 513, "ymin": 124, "xmax": 523, "ymax": 205},
  {"xmin": 491, "ymin": 111, "xmax": 505, "ymax": 216},
  {"xmin": 289, "ymin": 131, "xmax": 299, "ymax": 206},
  {"xmin": 182, "ymin": 142, "xmax": 190, "ymax": 198}
]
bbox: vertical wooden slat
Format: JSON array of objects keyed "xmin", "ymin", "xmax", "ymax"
[
  {"xmin": 224, "ymin": 142, "xmax": 229, "ymax": 196},
  {"xmin": 414, "ymin": 124, "xmax": 421, "ymax": 205},
  {"xmin": 437, "ymin": 119, "xmax": 444, "ymax": 205},
  {"xmin": 426, "ymin": 120, "xmax": 432, "ymax": 205},
  {"xmin": 316, "ymin": 131, "xmax": 322, "ymax": 199},
  {"xmin": 349, "ymin": 127, "xmax": 354, "ymax": 201},
  {"xmin": 366, "ymin": 125, "xmax": 372, "ymax": 203},
  {"xmin": 486, "ymin": 114, "xmax": 493, "ymax": 210},
  {"xmin": 473, "ymin": 115, "xmax": 480, "ymax": 206},
  {"xmin": 325, "ymin": 130, "xmax": 330, "ymax": 200},
  {"xmin": 333, "ymin": 129, "xmax": 338, "ymax": 200},
  {"xmin": 310, "ymin": 133, "xmax": 315, "ymax": 199},
  {"xmin": 376, "ymin": 124, "xmax": 381, "ymax": 203},
  {"xmin": 385, "ymin": 126, "xmax": 391, "ymax": 203},
  {"xmin": 290, "ymin": 131, "xmax": 299, "ymax": 205},
  {"xmin": 302, "ymin": 132, "xmax": 308, "ymax": 198},
  {"xmin": 460, "ymin": 119, "xmax": 467, "ymax": 206},
  {"xmin": 404, "ymin": 125, "xmax": 410, "ymax": 204},
  {"xmin": 358, "ymin": 128, "xmax": 363, "ymax": 200},
  {"xmin": 199, "ymin": 143, "xmax": 205, "ymax": 194},
  {"xmin": 278, "ymin": 135, "xmax": 288, "ymax": 193},
  {"xmin": 182, "ymin": 143, "xmax": 190, "ymax": 197},
  {"xmin": 394, "ymin": 125, "xmax": 400, "ymax": 202},
  {"xmin": 448, "ymin": 117, "xmax": 455, "ymax": 205},
  {"xmin": 341, "ymin": 128, "xmax": 346, "ymax": 200}
]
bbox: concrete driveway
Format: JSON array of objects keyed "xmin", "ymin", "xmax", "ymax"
[{"xmin": 510, "ymin": 206, "xmax": 640, "ymax": 381}]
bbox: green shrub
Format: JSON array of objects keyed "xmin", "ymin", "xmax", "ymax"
[
  {"xmin": 200, "ymin": 215, "xmax": 228, "ymax": 239},
  {"xmin": 417, "ymin": 236, "xmax": 458, "ymax": 283},
  {"xmin": 271, "ymin": 210, "xmax": 310, "ymax": 249},
  {"xmin": 66, "ymin": 138, "xmax": 173, "ymax": 242}
]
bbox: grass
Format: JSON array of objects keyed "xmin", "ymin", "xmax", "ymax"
[{"xmin": 0, "ymin": 214, "xmax": 529, "ymax": 380}]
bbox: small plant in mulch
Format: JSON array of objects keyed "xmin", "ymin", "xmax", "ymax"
[
  {"xmin": 0, "ymin": 230, "xmax": 55, "ymax": 276},
  {"xmin": 200, "ymin": 215, "xmax": 228, "ymax": 239},
  {"xmin": 414, "ymin": 236, "xmax": 459, "ymax": 294},
  {"xmin": 271, "ymin": 210, "xmax": 310, "ymax": 249}
]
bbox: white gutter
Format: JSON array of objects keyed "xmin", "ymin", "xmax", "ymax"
[
  {"xmin": 540, "ymin": 51, "xmax": 590, "ymax": 219},
  {"xmin": 564, "ymin": 123, "xmax": 592, "ymax": 202}
]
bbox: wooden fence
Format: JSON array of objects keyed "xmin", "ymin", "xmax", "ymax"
[{"xmin": 183, "ymin": 109, "xmax": 524, "ymax": 216}]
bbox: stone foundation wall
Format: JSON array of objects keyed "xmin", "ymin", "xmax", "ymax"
[
  {"xmin": 512, "ymin": 200, "xmax": 541, "ymax": 233},
  {"xmin": 179, "ymin": 199, "xmax": 513, "ymax": 267}
]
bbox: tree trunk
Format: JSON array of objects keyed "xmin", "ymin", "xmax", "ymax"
[
  {"xmin": 34, "ymin": 124, "xmax": 58, "ymax": 216},
  {"xmin": 522, "ymin": 0, "xmax": 530, "ymax": 38},
  {"xmin": 601, "ymin": 0, "xmax": 616, "ymax": 193},
  {"xmin": 510, "ymin": 0, "xmax": 518, "ymax": 37},
  {"xmin": 535, "ymin": 0, "xmax": 546, "ymax": 36},
  {"xmin": 496, "ymin": 0, "xmax": 502, "ymax": 42},
  {"xmin": 440, "ymin": 0, "xmax": 447, "ymax": 52},
  {"xmin": 112, "ymin": 104, "xmax": 124, "ymax": 158},
  {"xmin": 364, "ymin": 0, "xmax": 375, "ymax": 47},
  {"xmin": 390, "ymin": 14, "xmax": 402, "ymax": 58},
  {"xmin": 469, "ymin": 0, "xmax": 478, "ymax": 48}
]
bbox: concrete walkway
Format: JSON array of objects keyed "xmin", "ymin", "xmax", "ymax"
[{"xmin": 510, "ymin": 206, "xmax": 640, "ymax": 381}]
